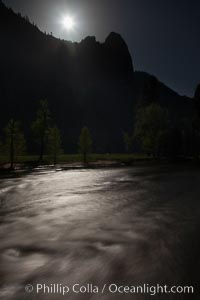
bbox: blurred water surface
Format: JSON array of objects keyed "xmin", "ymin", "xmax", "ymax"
[{"xmin": 0, "ymin": 165, "xmax": 200, "ymax": 299}]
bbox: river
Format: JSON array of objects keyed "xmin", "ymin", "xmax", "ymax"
[{"xmin": 0, "ymin": 165, "xmax": 199, "ymax": 299}]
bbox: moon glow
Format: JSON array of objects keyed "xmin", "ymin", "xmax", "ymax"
[{"xmin": 62, "ymin": 16, "xmax": 75, "ymax": 30}]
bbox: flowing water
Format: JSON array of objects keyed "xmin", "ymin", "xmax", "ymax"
[{"xmin": 0, "ymin": 165, "xmax": 200, "ymax": 299}]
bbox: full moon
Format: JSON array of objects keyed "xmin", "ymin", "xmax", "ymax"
[{"xmin": 62, "ymin": 16, "xmax": 75, "ymax": 30}]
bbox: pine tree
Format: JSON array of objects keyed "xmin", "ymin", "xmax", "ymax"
[
  {"xmin": 47, "ymin": 126, "xmax": 63, "ymax": 165},
  {"xmin": 78, "ymin": 127, "xmax": 92, "ymax": 164},
  {"xmin": 32, "ymin": 100, "xmax": 51, "ymax": 162},
  {"xmin": 4, "ymin": 119, "xmax": 26, "ymax": 169},
  {"xmin": 134, "ymin": 103, "xmax": 168, "ymax": 157}
]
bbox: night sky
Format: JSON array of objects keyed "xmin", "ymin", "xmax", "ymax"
[{"xmin": 4, "ymin": 0, "xmax": 200, "ymax": 97}]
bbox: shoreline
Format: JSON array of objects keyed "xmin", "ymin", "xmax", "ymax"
[{"xmin": 0, "ymin": 158, "xmax": 199, "ymax": 177}]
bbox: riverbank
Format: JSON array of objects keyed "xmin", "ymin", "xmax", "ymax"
[
  {"xmin": 0, "ymin": 153, "xmax": 151, "ymax": 173},
  {"xmin": 0, "ymin": 155, "xmax": 199, "ymax": 178}
]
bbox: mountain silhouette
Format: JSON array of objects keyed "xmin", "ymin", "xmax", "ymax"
[{"xmin": 0, "ymin": 1, "xmax": 193, "ymax": 152}]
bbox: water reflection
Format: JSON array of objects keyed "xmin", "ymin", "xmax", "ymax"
[{"xmin": 0, "ymin": 166, "xmax": 199, "ymax": 299}]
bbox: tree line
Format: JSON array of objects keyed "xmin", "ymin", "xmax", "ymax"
[
  {"xmin": 1, "ymin": 80, "xmax": 200, "ymax": 169},
  {"xmin": 0, "ymin": 100, "xmax": 92, "ymax": 169},
  {"xmin": 124, "ymin": 78, "xmax": 200, "ymax": 160}
]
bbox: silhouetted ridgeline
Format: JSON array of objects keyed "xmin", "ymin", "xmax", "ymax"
[{"xmin": 0, "ymin": 1, "xmax": 193, "ymax": 153}]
